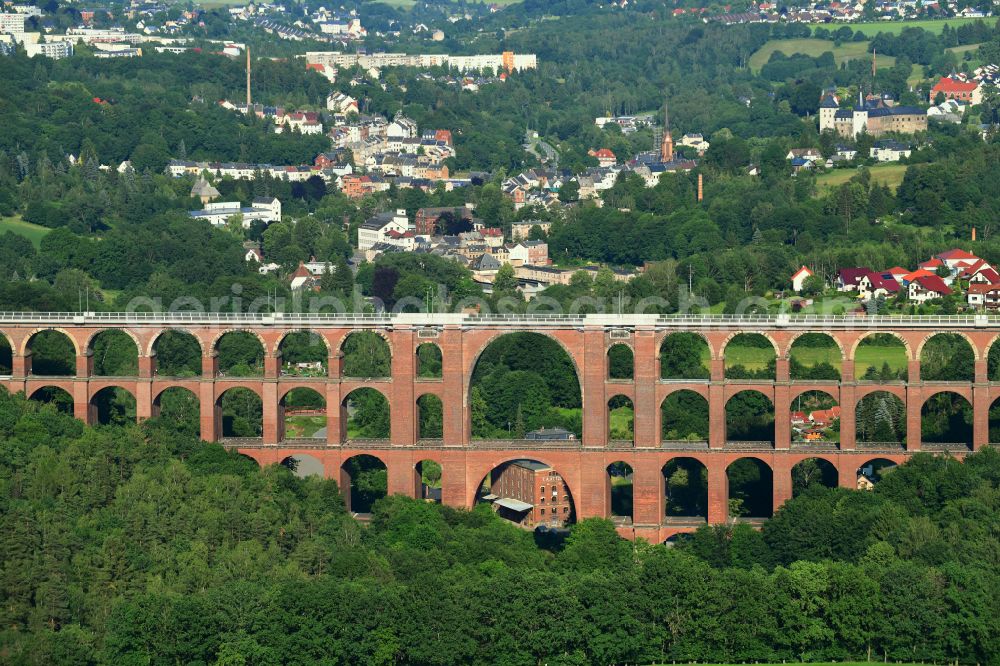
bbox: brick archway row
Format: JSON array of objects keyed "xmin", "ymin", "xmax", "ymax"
[
  {"xmin": 7, "ymin": 375, "xmax": 998, "ymax": 450},
  {"xmin": 239, "ymin": 447, "xmax": 921, "ymax": 541}
]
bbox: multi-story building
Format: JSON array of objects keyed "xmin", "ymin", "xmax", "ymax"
[
  {"xmin": 189, "ymin": 198, "xmax": 281, "ymax": 228},
  {"xmin": 488, "ymin": 460, "xmax": 572, "ymax": 528},
  {"xmin": 0, "ymin": 13, "xmax": 26, "ymax": 37},
  {"xmin": 25, "ymin": 41, "xmax": 73, "ymax": 59},
  {"xmin": 819, "ymin": 93, "xmax": 926, "ymax": 138},
  {"xmin": 357, "ymin": 209, "xmax": 410, "ymax": 251}
]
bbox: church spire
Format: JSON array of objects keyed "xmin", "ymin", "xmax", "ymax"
[{"xmin": 660, "ymin": 96, "xmax": 674, "ymax": 163}]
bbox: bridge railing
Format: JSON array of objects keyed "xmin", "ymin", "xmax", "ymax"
[{"xmin": 0, "ymin": 311, "xmax": 998, "ymax": 329}]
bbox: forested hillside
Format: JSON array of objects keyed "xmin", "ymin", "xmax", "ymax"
[{"xmin": 0, "ymin": 389, "xmax": 996, "ymax": 665}]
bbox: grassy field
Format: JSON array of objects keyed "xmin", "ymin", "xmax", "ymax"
[
  {"xmin": 789, "ymin": 345, "xmax": 842, "ymax": 368},
  {"xmin": 749, "ymin": 39, "xmax": 895, "ymax": 73},
  {"xmin": 610, "ymin": 405, "xmax": 634, "ymax": 438},
  {"xmin": 815, "ymin": 164, "xmax": 909, "ymax": 193},
  {"xmin": 287, "ymin": 414, "xmax": 326, "ymax": 438},
  {"xmin": 722, "ymin": 340, "xmax": 907, "ymax": 376},
  {"xmin": 947, "ymin": 41, "xmax": 984, "ymax": 54},
  {"xmin": 0, "ymin": 215, "xmax": 51, "ymax": 248},
  {"xmin": 855, "ymin": 343, "xmax": 909, "ymax": 378},
  {"xmin": 844, "ymin": 17, "xmax": 990, "ymax": 37}
]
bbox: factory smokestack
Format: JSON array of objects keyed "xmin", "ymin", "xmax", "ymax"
[
  {"xmin": 246, "ymin": 47, "xmax": 251, "ymax": 107},
  {"xmin": 697, "ymin": 173, "xmax": 703, "ymax": 202}
]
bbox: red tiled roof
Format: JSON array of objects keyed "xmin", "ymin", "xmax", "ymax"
[
  {"xmin": 938, "ymin": 248, "xmax": 978, "ymax": 261},
  {"xmin": 932, "ymin": 77, "xmax": 978, "ymax": 93},
  {"xmin": 903, "ymin": 268, "xmax": 936, "ymax": 282},
  {"xmin": 912, "ymin": 274, "xmax": 952, "ymax": 295}
]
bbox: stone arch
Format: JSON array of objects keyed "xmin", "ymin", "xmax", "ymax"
[
  {"xmin": 27, "ymin": 385, "xmax": 74, "ymax": 413},
  {"xmin": 725, "ymin": 390, "xmax": 775, "ymax": 444},
  {"xmin": 341, "ymin": 387, "xmax": 390, "ymax": 441},
  {"xmin": 416, "ymin": 392, "xmax": 443, "ymax": 440},
  {"xmin": 147, "ymin": 328, "xmax": 205, "ymax": 357},
  {"xmin": 607, "ymin": 343, "xmax": 634, "ymax": 380},
  {"xmin": 87, "ymin": 329, "xmax": 140, "ymax": 377},
  {"xmin": 791, "ymin": 457, "xmax": 838, "ymax": 497},
  {"xmin": 281, "ymin": 453, "xmax": 324, "ymax": 478},
  {"xmin": 789, "ymin": 389, "xmax": 840, "ymax": 447},
  {"xmin": 608, "ymin": 394, "xmax": 634, "ymax": 443},
  {"xmin": 340, "ymin": 454, "xmax": 388, "ymax": 514},
  {"xmin": 606, "ymin": 461, "xmax": 634, "ymax": 523},
  {"xmin": 416, "ymin": 458, "xmax": 443, "ymax": 502},
  {"xmin": 275, "ymin": 328, "xmax": 332, "ymax": 357},
  {"xmin": 213, "ymin": 330, "xmax": 266, "ymax": 377},
  {"xmin": 152, "ymin": 386, "xmax": 200, "ymax": 436},
  {"xmin": 989, "ymin": 395, "xmax": 1000, "ymax": 445},
  {"xmin": 467, "ymin": 332, "xmax": 582, "ymax": 440},
  {"xmin": 855, "ymin": 390, "xmax": 906, "ymax": 445},
  {"xmin": 280, "ymin": 387, "xmax": 327, "ymax": 441},
  {"xmin": 149, "ymin": 329, "xmax": 203, "ymax": 377},
  {"xmin": 89, "ymin": 385, "xmax": 137, "ymax": 426},
  {"xmin": 726, "ymin": 456, "xmax": 774, "ymax": 519},
  {"xmin": 21, "ymin": 327, "xmax": 80, "ymax": 357},
  {"xmin": 416, "ymin": 342, "xmax": 443, "ymax": 378},
  {"xmin": 657, "ymin": 329, "xmax": 714, "ymax": 360},
  {"xmin": 723, "ymin": 332, "xmax": 777, "ymax": 380},
  {"xmin": 920, "ymin": 390, "xmax": 973, "ymax": 448},
  {"xmin": 663, "ymin": 456, "xmax": 708, "ymax": 521},
  {"xmin": 661, "ymin": 390, "xmax": 709, "ymax": 443},
  {"xmin": 472, "ymin": 458, "xmax": 576, "ymax": 527},
  {"xmin": 720, "ymin": 330, "xmax": 779, "ymax": 356},
  {"xmin": 918, "ymin": 333, "xmax": 976, "ymax": 382},
  {"xmin": 917, "ymin": 330, "xmax": 979, "ymax": 362},
  {"xmin": 215, "ymin": 386, "xmax": 263, "ymax": 439},
  {"xmin": 849, "ymin": 330, "xmax": 912, "ymax": 361},
  {"xmin": 339, "ymin": 330, "xmax": 393, "ymax": 379},
  {"xmin": 783, "ymin": 331, "xmax": 845, "ymax": 360},
  {"xmin": 0, "ymin": 331, "xmax": 13, "ymax": 375}
]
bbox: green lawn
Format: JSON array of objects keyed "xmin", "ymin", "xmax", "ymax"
[
  {"xmin": 724, "ymin": 345, "xmax": 774, "ymax": 372},
  {"xmin": 855, "ymin": 342, "xmax": 909, "ymax": 378},
  {"xmin": 789, "ymin": 345, "xmax": 842, "ymax": 369},
  {"xmin": 609, "ymin": 405, "xmax": 634, "ymax": 439},
  {"xmin": 287, "ymin": 414, "xmax": 326, "ymax": 438},
  {"xmin": 0, "ymin": 215, "xmax": 51, "ymax": 248},
  {"xmin": 815, "ymin": 164, "xmax": 909, "ymax": 193},
  {"xmin": 844, "ymin": 17, "xmax": 989, "ymax": 37},
  {"xmin": 749, "ymin": 38, "xmax": 895, "ymax": 73},
  {"xmin": 947, "ymin": 41, "xmax": 983, "ymax": 54}
]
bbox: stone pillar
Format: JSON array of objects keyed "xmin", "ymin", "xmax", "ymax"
[
  {"xmin": 633, "ymin": 330, "xmax": 658, "ymax": 448},
  {"xmin": 137, "ymin": 355, "xmax": 154, "ymax": 379},
  {"xmin": 577, "ymin": 455, "xmax": 609, "ymax": 519},
  {"xmin": 581, "ymin": 329, "xmax": 607, "ymax": 447},
  {"xmin": 839, "ymin": 384, "xmax": 856, "ymax": 450},
  {"xmin": 135, "ymin": 381, "xmax": 152, "ymax": 421},
  {"xmin": 326, "ymin": 382, "xmax": 342, "ymax": 445},
  {"xmin": 202, "ymin": 354, "xmax": 218, "ymax": 378},
  {"xmin": 262, "ymin": 382, "xmax": 279, "ymax": 444},
  {"xmin": 772, "ymin": 458, "xmax": 793, "ymax": 515},
  {"xmin": 906, "ymin": 384, "xmax": 922, "ymax": 451},
  {"xmin": 440, "ymin": 328, "xmax": 465, "ymax": 447},
  {"xmin": 773, "ymin": 384, "xmax": 790, "ymax": 450},
  {"xmin": 707, "ymin": 461, "xmax": 728, "ymax": 525},
  {"xmin": 908, "ymin": 358, "xmax": 921, "ymax": 384},
  {"xmin": 264, "ymin": 354, "xmax": 280, "ymax": 379},
  {"xmin": 838, "ymin": 460, "xmax": 857, "ymax": 489},
  {"xmin": 975, "ymin": 358, "xmax": 988, "ymax": 384},
  {"xmin": 390, "ymin": 329, "xmax": 415, "ymax": 446},
  {"xmin": 76, "ymin": 353, "xmax": 92, "ymax": 378},
  {"xmin": 441, "ymin": 453, "xmax": 468, "ymax": 508},
  {"xmin": 12, "ymin": 353, "xmax": 29, "ymax": 378},
  {"xmin": 973, "ymin": 384, "xmax": 990, "ymax": 451},
  {"xmin": 200, "ymin": 382, "xmax": 217, "ymax": 442},
  {"xmin": 73, "ymin": 382, "xmax": 90, "ymax": 424},
  {"xmin": 775, "ymin": 358, "xmax": 790, "ymax": 382},
  {"xmin": 708, "ymin": 383, "xmax": 725, "ymax": 448},
  {"xmin": 840, "ymin": 359, "xmax": 855, "ymax": 384},
  {"xmin": 387, "ymin": 455, "xmax": 417, "ymax": 498},
  {"xmin": 632, "ymin": 458, "xmax": 664, "ymax": 527}
]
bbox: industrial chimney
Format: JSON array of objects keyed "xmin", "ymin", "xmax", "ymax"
[{"xmin": 246, "ymin": 47, "xmax": 251, "ymax": 107}]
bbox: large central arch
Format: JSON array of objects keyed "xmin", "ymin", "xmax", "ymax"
[{"xmin": 468, "ymin": 332, "xmax": 582, "ymax": 440}]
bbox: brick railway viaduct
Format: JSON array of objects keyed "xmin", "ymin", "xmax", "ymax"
[{"xmin": 0, "ymin": 311, "xmax": 994, "ymax": 542}]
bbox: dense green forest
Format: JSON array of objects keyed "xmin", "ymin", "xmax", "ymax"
[{"xmin": 0, "ymin": 389, "xmax": 996, "ymax": 664}]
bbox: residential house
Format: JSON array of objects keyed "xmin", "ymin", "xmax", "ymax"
[
  {"xmin": 357, "ymin": 209, "xmax": 410, "ymax": 251},
  {"xmin": 511, "ymin": 220, "xmax": 551, "ymax": 241},
  {"xmin": 929, "ymin": 76, "xmax": 982, "ymax": 105},
  {"xmin": 588, "ymin": 148, "xmax": 617, "ymax": 167},
  {"xmin": 189, "ymin": 197, "xmax": 281, "ymax": 228},
  {"xmin": 858, "ymin": 272, "xmax": 900, "ymax": 300},
  {"xmin": 508, "ymin": 240, "xmax": 549, "ymax": 266},
  {"xmin": 326, "ymin": 91, "xmax": 359, "ymax": 113},
  {"xmin": 791, "ymin": 266, "xmax": 814, "ymax": 292},
  {"xmin": 966, "ymin": 283, "xmax": 1000, "ymax": 310},
  {"xmin": 837, "ymin": 267, "xmax": 873, "ymax": 292},
  {"xmin": 870, "ymin": 140, "xmax": 911, "ymax": 162},
  {"xmin": 190, "ymin": 177, "xmax": 220, "ymax": 204},
  {"xmin": 907, "ymin": 274, "xmax": 952, "ymax": 303},
  {"xmin": 414, "ymin": 205, "xmax": 474, "ymax": 235}
]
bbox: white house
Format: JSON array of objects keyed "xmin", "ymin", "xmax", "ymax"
[
  {"xmin": 791, "ymin": 266, "xmax": 813, "ymax": 292},
  {"xmin": 189, "ymin": 197, "xmax": 281, "ymax": 228},
  {"xmin": 357, "ymin": 209, "xmax": 410, "ymax": 251},
  {"xmin": 907, "ymin": 274, "xmax": 952, "ymax": 303},
  {"xmin": 326, "ymin": 92, "xmax": 359, "ymax": 114},
  {"xmin": 870, "ymin": 140, "xmax": 911, "ymax": 162}
]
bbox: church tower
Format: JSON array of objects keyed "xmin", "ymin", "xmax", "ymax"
[{"xmin": 659, "ymin": 98, "xmax": 674, "ymax": 163}]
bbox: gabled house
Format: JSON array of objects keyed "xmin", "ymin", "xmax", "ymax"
[
  {"xmin": 791, "ymin": 266, "xmax": 814, "ymax": 292},
  {"xmin": 858, "ymin": 272, "xmax": 900, "ymax": 300},
  {"xmin": 967, "ymin": 283, "xmax": 1000, "ymax": 310},
  {"xmin": 908, "ymin": 274, "xmax": 952, "ymax": 303},
  {"xmin": 837, "ymin": 267, "xmax": 873, "ymax": 292}
]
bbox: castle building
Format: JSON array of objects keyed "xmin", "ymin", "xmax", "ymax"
[{"xmin": 819, "ymin": 93, "xmax": 926, "ymax": 138}]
